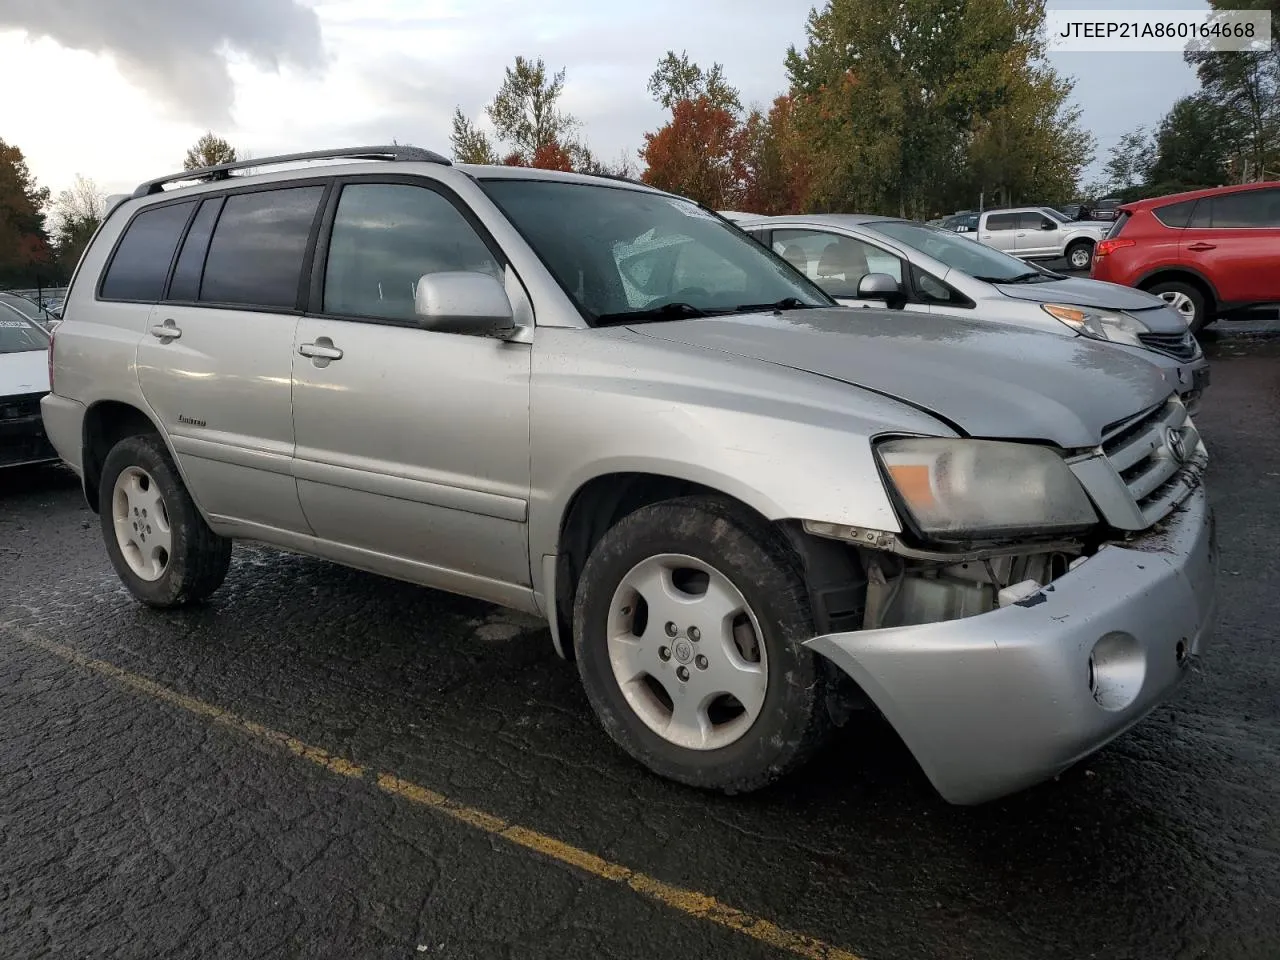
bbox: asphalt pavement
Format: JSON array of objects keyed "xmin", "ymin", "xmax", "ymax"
[{"xmin": 2, "ymin": 322, "xmax": 1278, "ymax": 960}]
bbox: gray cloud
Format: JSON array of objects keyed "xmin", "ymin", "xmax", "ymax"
[{"xmin": 0, "ymin": 0, "xmax": 325, "ymax": 125}]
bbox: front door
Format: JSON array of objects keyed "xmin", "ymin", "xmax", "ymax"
[
  {"xmin": 134, "ymin": 184, "xmax": 327, "ymax": 533},
  {"xmin": 1181, "ymin": 187, "xmax": 1280, "ymax": 305},
  {"xmin": 290, "ymin": 180, "xmax": 533, "ymax": 593},
  {"xmin": 1014, "ymin": 211, "xmax": 1061, "ymax": 259}
]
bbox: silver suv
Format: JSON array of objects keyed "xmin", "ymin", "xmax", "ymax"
[{"xmin": 42, "ymin": 147, "xmax": 1217, "ymax": 805}]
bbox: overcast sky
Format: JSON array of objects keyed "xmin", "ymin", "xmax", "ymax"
[{"xmin": 0, "ymin": 0, "xmax": 1207, "ymax": 201}]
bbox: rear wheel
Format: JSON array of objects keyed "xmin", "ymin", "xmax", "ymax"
[
  {"xmin": 1065, "ymin": 240, "xmax": 1094, "ymax": 271},
  {"xmin": 572, "ymin": 496, "xmax": 832, "ymax": 793},
  {"xmin": 1148, "ymin": 280, "xmax": 1209, "ymax": 333},
  {"xmin": 99, "ymin": 434, "xmax": 232, "ymax": 608}
]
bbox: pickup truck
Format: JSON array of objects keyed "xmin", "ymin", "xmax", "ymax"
[{"xmin": 972, "ymin": 206, "xmax": 1112, "ymax": 270}]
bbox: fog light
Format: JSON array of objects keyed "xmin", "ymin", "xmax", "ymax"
[{"xmin": 1088, "ymin": 631, "xmax": 1146, "ymax": 712}]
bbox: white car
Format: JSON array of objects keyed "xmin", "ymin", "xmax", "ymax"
[{"xmin": 0, "ymin": 305, "xmax": 57, "ymax": 468}]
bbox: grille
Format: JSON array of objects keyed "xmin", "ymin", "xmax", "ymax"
[
  {"xmin": 1137, "ymin": 330, "xmax": 1199, "ymax": 361},
  {"xmin": 1101, "ymin": 397, "xmax": 1204, "ymax": 525},
  {"xmin": 0, "ymin": 391, "xmax": 44, "ymax": 422}
]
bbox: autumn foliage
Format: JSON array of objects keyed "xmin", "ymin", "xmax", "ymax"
[{"xmin": 641, "ymin": 97, "xmax": 745, "ymax": 208}]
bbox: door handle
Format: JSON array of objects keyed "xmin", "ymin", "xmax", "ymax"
[
  {"xmin": 1187, "ymin": 242, "xmax": 1216, "ymax": 252},
  {"xmin": 149, "ymin": 319, "xmax": 181, "ymax": 340},
  {"xmin": 298, "ymin": 340, "xmax": 343, "ymax": 361}
]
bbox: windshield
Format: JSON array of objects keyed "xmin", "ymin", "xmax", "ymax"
[
  {"xmin": 478, "ymin": 179, "xmax": 834, "ymax": 324},
  {"xmin": 0, "ymin": 310, "xmax": 51, "ymax": 353},
  {"xmin": 866, "ymin": 220, "xmax": 1053, "ymax": 283},
  {"xmin": 1040, "ymin": 207, "xmax": 1069, "ymax": 224},
  {"xmin": 0, "ymin": 292, "xmax": 53, "ymax": 324}
]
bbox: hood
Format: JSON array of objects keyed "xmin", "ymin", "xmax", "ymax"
[
  {"xmin": 0, "ymin": 348, "xmax": 49, "ymax": 396},
  {"xmin": 993, "ymin": 277, "xmax": 1186, "ymax": 334},
  {"xmin": 1071, "ymin": 220, "xmax": 1113, "ymax": 229},
  {"xmin": 632, "ymin": 308, "xmax": 1172, "ymax": 449}
]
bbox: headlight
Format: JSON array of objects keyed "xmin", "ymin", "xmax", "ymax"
[
  {"xmin": 1042, "ymin": 304, "xmax": 1147, "ymax": 347},
  {"xmin": 876, "ymin": 438, "xmax": 1097, "ymax": 540}
]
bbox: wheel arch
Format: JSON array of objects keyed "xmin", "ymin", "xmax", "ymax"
[
  {"xmin": 1136, "ymin": 267, "xmax": 1219, "ymax": 311},
  {"xmin": 81, "ymin": 400, "xmax": 167, "ymax": 514},
  {"xmin": 547, "ymin": 471, "xmax": 867, "ymax": 667}
]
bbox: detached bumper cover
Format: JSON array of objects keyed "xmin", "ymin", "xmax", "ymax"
[{"xmin": 806, "ymin": 486, "xmax": 1217, "ymax": 805}]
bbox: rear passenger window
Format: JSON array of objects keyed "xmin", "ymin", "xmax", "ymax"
[
  {"xmin": 986, "ymin": 214, "xmax": 1017, "ymax": 231},
  {"xmin": 1207, "ymin": 188, "xmax": 1280, "ymax": 228},
  {"xmin": 99, "ymin": 201, "xmax": 196, "ymax": 301},
  {"xmin": 200, "ymin": 186, "xmax": 324, "ymax": 309},
  {"xmin": 167, "ymin": 197, "xmax": 223, "ymax": 302},
  {"xmin": 1152, "ymin": 200, "xmax": 1195, "ymax": 228},
  {"xmin": 322, "ymin": 183, "xmax": 501, "ymax": 322}
]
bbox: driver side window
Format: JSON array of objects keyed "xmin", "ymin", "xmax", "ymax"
[
  {"xmin": 772, "ymin": 229, "xmax": 902, "ymax": 299},
  {"xmin": 323, "ymin": 183, "xmax": 502, "ymax": 322}
]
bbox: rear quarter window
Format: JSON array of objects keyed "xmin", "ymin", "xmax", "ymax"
[
  {"xmin": 99, "ymin": 200, "xmax": 197, "ymax": 301},
  {"xmin": 1152, "ymin": 200, "xmax": 1196, "ymax": 228},
  {"xmin": 1106, "ymin": 212, "xmax": 1131, "ymax": 238}
]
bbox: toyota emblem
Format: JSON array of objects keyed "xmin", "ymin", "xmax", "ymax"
[{"xmin": 1166, "ymin": 427, "xmax": 1188, "ymax": 463}]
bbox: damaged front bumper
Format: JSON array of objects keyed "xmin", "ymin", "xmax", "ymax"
[{"xmin": 805, "ymin": 485, "xmax": 1217, "ymax": 805}]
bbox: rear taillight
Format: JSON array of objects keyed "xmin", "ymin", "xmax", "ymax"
[
  {"xmin": 47, "ymin": 327, "xmax": 56, "ymax": 394},
  {"xmin": 1094, "ymin": 238, "xmax": 1135, "ymax": 258}
]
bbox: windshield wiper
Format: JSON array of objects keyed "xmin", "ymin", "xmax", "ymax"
[
  {"xmin": 732, "ymin": 297, "xmax": 820, "ymax": 314},
  {"xmin": 1000, "ymin": 271, "xmax": 1053, "ymax": 284},
  {"xmin": 594, "ymin": 302, "xmax": 717, "ymax": 327}
]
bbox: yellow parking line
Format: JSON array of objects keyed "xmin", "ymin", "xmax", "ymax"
[{"xmin": 9, "ymin": 628, "xmax": 865, "ymax": 960}]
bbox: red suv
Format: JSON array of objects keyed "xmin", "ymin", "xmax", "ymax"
[{"xmin": 1090, "ymin": 181, "xmax": 1280, "ymax": 333}]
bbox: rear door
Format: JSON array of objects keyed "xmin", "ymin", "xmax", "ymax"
[
  {"xmin": 1180, "ymin": 188, "xmax": 1280, "ymax": 305},
  {"xmin": 134, "ymin": 182, "xmax": 328, "ymax": 533},
  {"xmin": 979, "ymin": 212, "xmax": 1019, "ymax": 253}
]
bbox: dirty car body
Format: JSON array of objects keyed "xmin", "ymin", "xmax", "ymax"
[{"xmin": 41, "ymin": 150, "xmax": 1216, "ymax": 805}]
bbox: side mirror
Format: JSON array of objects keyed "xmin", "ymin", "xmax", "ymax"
[
  {"xmin": 857, "ymin": 272, "xmax": 906, "ymax": 307},
  {"xmin": 1042, "ymin": 221, "xmax": 1057, "ymax": 231},
  {"xmin": 414, "ymin": 271, "xmax": 515, "ymax": 336}
]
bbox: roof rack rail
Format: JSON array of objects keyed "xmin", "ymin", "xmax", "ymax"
[{"xmin": 131, "ymin": 145, "xmax": 452, "ymax": 198}]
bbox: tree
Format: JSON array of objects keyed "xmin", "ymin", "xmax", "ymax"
[
  {"xmin": 1102, "ymin": 127, "xmax": 1155, "ymax": 193},
  {"xmin": 49, "ymin": 174, "xmax": 106, "ymax": 274},
  {"xmin": 785, "ymin": 0, "xmax": 1083, "ymax": 217},
  {"xmin": 647, "ymin": 50, "xmax": 742, "ymax": 113},
  {"xmin": 183, "ymin": 131, "xmax": 238, "ymax": 171},
  {"xmin": 641, "ymin": 96, "xmax": 745, "ymax": 208},
  {"xmin": 737, "ymin": 95, "xmax": 814, "ymax": 214},
  {"xmin": 450, "ymin": 108, "xmax": 497, "ymax": 164},
  {"xmin": 0, "ymin": 139, "xmax": 53, "ymax": 285},
  {"xmin": 451, "ymin": 56, "xmax": 590, "ymax": 169},
  {"xmin": 1186, "ymin": 0, "xmax": 1279, "ymax": 181},
  {"xmin": 1146, "ymin": 95, "xmax": 1233, "ymax": 191}
]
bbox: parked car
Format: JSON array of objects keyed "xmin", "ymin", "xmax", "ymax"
[
  {"xmin": 42, "ymin": 146, "xmax": 1215, "ymax": 806},
  {"xmin": 1091, "ymin": 198, "xmax": 1123, "ymax": 222},
  {"xmin": 0, "ymin": 291, "xmax": 60, "ymax": 332},
  {"xmin": 734, "ymin": 213, "xmax": 1209, "ymax": 411},
  {"xmin": 939, "ymin": 212, "xmax": 979, "ymax": 233},
  {"xmin": 0, "ymin": 308, "xmax": 58, "ymax": 468},
  {"xmin": 971, "ymin": 206, "xmax": 1112, "ymax": 270},
  {"xmin": 1090, "ymin": 181, "xmax": 1280, "ymax": 333}
]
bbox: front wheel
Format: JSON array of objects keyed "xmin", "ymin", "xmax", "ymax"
[
  {"xmin": 99, "ymin": 434, "xmax": 232, "ymax": 608},
  {"xmin": 572, "ymin": 496, "xmax": 833, "ymax": 793},
  {"xmin": 1065, "ymin": 240, "xmax": 1094, "ymax": 271},
  {"xmin": 1147, "ymin": 280, "xmax": 1209, "ymax": 333}
]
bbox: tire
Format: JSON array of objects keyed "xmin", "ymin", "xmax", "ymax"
[
  {"xmin": 572, "ymin": 495, "xmax": 832, "ymax": 793},
  {"xmin": 1065, "ymin": 240, "xmax": 1094, "ymax": 271},
  {"xmin": 99, "ymin": 433, "xmax": 232, "ymax": 608},
  {"xmin": 1147, "ymin": 280, "xmax": 1210, "ymax": 334}
]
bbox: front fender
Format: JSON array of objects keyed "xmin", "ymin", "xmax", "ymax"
[{"xmin": 527, "ymin": 327, "xmax": 956, "ymax": 580}]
